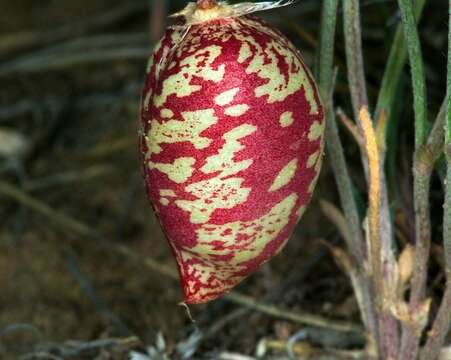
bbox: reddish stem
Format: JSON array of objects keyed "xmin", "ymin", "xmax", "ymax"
[{"xmin": 197, "ymin": 0, "xmax": 217, "ymax": 9}]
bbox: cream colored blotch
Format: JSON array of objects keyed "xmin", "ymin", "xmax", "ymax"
[
  {"xmin": 269, "ymin": 159, "xmax": 298, "ymax": 192},
  {"xmin": 279, "ymin": 111, "xmax": 294, "ymax": 127}
]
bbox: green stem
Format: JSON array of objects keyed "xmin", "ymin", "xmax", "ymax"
[
  {"xmin": 400, "ymin": 148, "xmax": 433, "ymax": 360},
  {"xmin": 318, "ymin": 0, "xmax": 339, "ymax": 101},
  {"xmin": 397, "ymin": 0, "xmax": 428, "ymax": 148},
  {"xmin": 400, "ymin": 103, "xmax": 447, "ymax": 360},
  {"xmin": 318, "ymin": 0, "xmax": 364, "ymax": 254},
  {"xmin": 400, "ymin": 99, "xmax": 447, "ymax": 360},
  {"xmin": 420, "ymin": 4, "xmax": 451, "ymax": 358},
  {"xmin": 318, "ymin": 0, "xmax": 364, "ymax": 270},
  {"xmin": 420, "ymin": 150, "xmax": 451, "ymax": 360},
  {"xmin": 318, "ymin": 0, "xmax": 378, "ymax": 355},
  {"xmin": 374, "ymin": 0, "xmax": 426, "ymax": 131},
  {"xmin": 397, "ymin": 1, "xmax": 430, "ymax": 358},
  {"xmin": 427, "ymin": 100, "xmax": 447, "ymax": 158},
  {"xmin": 343, "ymin": 2, "xmax": 399, "ymax": 357},
  {"xmin": 342, "ymin": 0, "xmax": 368, "ymax": 119}
]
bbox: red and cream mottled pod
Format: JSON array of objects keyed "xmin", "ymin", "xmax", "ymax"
[{"xmin": 140, "ymin": 0, "xmax": 325, "ymax": 304}]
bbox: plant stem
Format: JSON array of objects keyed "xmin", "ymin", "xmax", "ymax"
[
  {"xmin": 420, "ymin": 152, "xmax": 451, "ymax": 359},
  {"xmin": 427, "ymin": 100, "xmax": 447, "ymax": 158},
  {"xmin": 397, "ymin": 0, "xmax": 427, "ymax": 148},
  {"xmin": 374, "ymin": 0, "xmax": 426, "ymax": 138},
  {"xmin": 318, "ymin": 0, "xmax": 339, "ymax": 101},
  {"xmin": 360, "ymin": 107, "xmax": 394, "ymax": 360},
  {"xmin": 420, "ymin": 4, "xmax": 451, "ymax": 358},
  {"xmin": 420, "ymin": 285, "xmax": 451, "ymax": 360},
  {"xmin": 399, "ymin": 98, "xmax": 447, "ymax": 360},
  {"xmin": 342, "ymin": 0, "xmax": 368, "ymax": 119},
  {"xmin": 318, "ymin": 0, "xmax": 364, "ymax": 258},
  {"xmin": 343, "ymin": 2, "xmax": 399, "ymax": 357},
  {"xmin": 400, "ymin": 147, "xmax": 433, "ymax": 360},
  {"xmin": 360, "ymin": 107, "xmax": 382, "ymax": 307},
  {"xmin": 410, "ymin": 150, "xmax": 434, "ymax": 308},
  {"xmin": 318, "ymin": 0, "xmax": 364, "ymax": 260},
  {"xmin": 397, "ymin": 1, "xmax": 431, "ymax": 358},
  {"xmin": 318, "ymin": 1, "xmax": 378, "ymax": 355}
]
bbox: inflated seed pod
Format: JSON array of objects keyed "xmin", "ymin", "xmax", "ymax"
[{"xmin": 140, "ymin": 0, "xmax": 325, "ymax": 304}]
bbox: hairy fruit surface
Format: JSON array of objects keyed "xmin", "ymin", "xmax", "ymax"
[{"xmin": 140, "ymin": 2, "xmax": 324, "ymax": 304}]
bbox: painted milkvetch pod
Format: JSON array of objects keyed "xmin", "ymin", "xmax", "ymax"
[{"xmin": 140, "ymin": 0, "xmax": 324, "ymax": 304}]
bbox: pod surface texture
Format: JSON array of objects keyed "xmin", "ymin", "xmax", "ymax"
[{"xmin": 140, "ymin": 14, "xmax": 324, "ymax": 304}]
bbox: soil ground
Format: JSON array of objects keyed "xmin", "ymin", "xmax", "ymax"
[{"xmin": 0, "ymin": 1, "xmax": 448, "ymax": 359}]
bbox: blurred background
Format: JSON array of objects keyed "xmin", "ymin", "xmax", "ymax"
[{"xmin": 0, "ymin": 0, "xmax": 448, "ymax": 359}]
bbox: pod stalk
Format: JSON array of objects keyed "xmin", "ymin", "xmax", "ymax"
[{"xmin": 197, "ymin": 0, "xmax": 218, "ymax": 10}]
